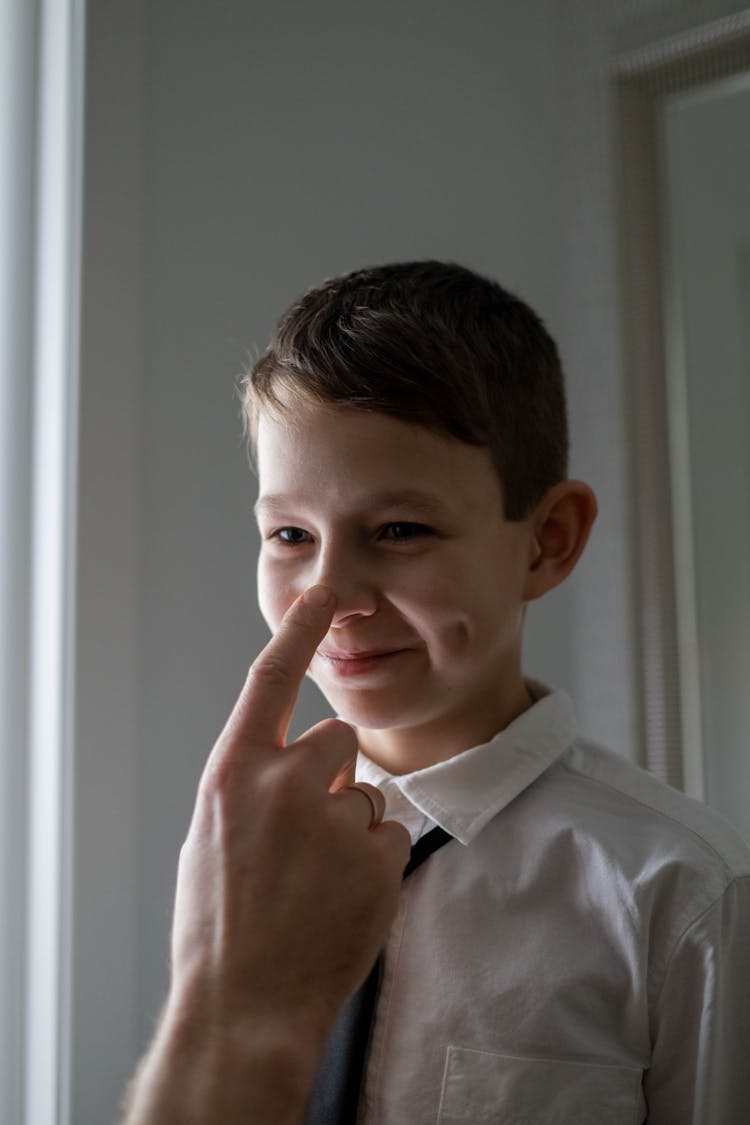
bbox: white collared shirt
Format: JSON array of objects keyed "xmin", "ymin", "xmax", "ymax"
[{"xmin": 353, "ymin": 680, "xmax": 750, "ymax": 1124}]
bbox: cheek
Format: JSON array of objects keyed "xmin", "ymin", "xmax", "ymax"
[
  {"xmin": 389, "ymin": 567, "xmax": 473, "ymax": 645},
  {"xmin": 392, "ymin": 562, "xmax": 515, "ymax": 655},
  {"xmin": 256, "ymin": 556, "xmax": 300, "ymax": 632}
]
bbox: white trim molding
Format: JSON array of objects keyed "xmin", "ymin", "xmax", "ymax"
[
  {"xmin": 613, "ymin": 14, "xmax": 750, "ymax": 794},
  {"xmin": 24, "ymin": 1, "xmax": 86, "ymax": 1124}
]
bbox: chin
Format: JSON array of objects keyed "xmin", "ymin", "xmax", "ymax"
[{"xmin": 313, "ymin": 680, "xmax": 426, "ymax": 731}]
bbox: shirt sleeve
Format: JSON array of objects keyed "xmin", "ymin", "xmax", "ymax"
[{"xmin": 643, "ymin": 875, "xmax": 750, "ymax": 1124}]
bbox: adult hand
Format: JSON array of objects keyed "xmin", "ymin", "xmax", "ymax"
[{"xmin": 122, "ymin": 585, "xmax": 410, "ymax": 1125}]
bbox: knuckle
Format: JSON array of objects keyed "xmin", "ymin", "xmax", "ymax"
[
  {"xmin": 373, "ymin": 820, "xmax": 412, "ymax": 868},
  {"xmin": 198, "ymin": 752, "xmax": 253, "ymax": 814},
  {"xmin": 200, "ymin": 753, "xmax": 233, "ymax": 796},
  {"xmin": 317, "ymin": 717, "xmax": 358, "ymax": 745},
  {"xmin": 177, "ymin": 838, "xmax": 191, "ymax": 871},
  {"xmin": 246, "ymin": 653, "xmax": 293, "ymax": 692}
]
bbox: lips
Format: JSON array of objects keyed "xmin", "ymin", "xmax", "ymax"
[{"xmin": 316, "ymin": 646, "xmax": 413, "ymax": 678}]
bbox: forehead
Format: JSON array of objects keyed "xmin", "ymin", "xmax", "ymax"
[{"xmin": 255, "ymin": 402, "xmax": 505, "ymax": 516}]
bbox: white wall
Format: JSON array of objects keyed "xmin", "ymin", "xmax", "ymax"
[
  {"xmin": 73, "ymin": 1, "xmax": 748, "ymax": 1121},
  {"xmin": 72, "ymin": 3, "xmax": 145, "ymax": 1120}
]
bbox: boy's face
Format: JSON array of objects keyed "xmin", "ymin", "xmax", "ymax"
[{"xmin": 254, "ymin": 399, "xmax": 536, "ymax": 768}]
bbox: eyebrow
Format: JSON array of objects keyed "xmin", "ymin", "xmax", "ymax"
[{"xmin": 253, "ymin": 489, "xmax": 448, "ymax": 519}]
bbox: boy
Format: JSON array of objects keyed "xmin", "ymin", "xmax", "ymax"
[{"xmin": 241, "ymin": 260, "xmax": 750, "ymax": 1123}]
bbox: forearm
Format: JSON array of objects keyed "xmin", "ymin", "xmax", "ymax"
[{"xmin": 121, "ymin": 1001, "xmax": 321, "ymax": 1125}]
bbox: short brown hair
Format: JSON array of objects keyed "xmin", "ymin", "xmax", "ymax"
[{"xmin": 239, "ymin": 260, "xmax": 568, "ymax": 520}]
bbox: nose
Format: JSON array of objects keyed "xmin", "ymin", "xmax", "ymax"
[{"xmin": 315, "ymin": 541, "xmax": 379, "ymax": 625}]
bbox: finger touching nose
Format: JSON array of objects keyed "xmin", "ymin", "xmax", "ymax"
[
  {"xmin": 222, "ymin": 585, "xmax": 336, "ymax": 751},
  {"xmin": 315, "ymin": 555, "xmax": 379, "ymax": 622}
]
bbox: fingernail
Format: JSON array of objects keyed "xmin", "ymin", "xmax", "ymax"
[{"xmin": 303, "ymin": 585, "xmax": 334, "ymax": 608}]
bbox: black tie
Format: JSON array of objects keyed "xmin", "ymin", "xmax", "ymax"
[{"xmin": 304, "ymin": 825, "xmax": 453, "ymax": 1124}]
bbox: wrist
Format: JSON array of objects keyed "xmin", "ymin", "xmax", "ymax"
[{"xmin": 123, "ymin": 997, "xmax": 325, "ymax": 1125}]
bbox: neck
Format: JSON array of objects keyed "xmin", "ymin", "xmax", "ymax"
[{"xmin": 356, "ymin": 676, "xmax": 534, "ymax": 776}]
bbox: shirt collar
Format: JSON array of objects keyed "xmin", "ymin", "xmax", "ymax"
[{"xmin": 354, "ymin": 679, "xmax": 577, "ymax": 846}]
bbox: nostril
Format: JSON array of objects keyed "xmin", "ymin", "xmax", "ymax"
[{"xmin": 330, "ymin": 603, "xmax": 378, "ymax": 624}]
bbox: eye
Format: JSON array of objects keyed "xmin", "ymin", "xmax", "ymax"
[
  {"xmin": 379, "ymin": 522, "xmax": 433, "ymax": 542},
  {"xmin": 269, "ymin": 526, "xmax": 311, "ymax": 546}
]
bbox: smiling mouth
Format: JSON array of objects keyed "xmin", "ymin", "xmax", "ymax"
[{"xmin": 316, "ymin": 647, "xmax": 412, "ymax": 676}]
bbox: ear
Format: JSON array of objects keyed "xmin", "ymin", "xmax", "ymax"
[{"xmin": 522, "ymin": 480, "xmax": 598, "ymax": 602}]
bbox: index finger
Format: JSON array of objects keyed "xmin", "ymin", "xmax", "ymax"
[{"xmin": 224, "ymin": 585, "xmax": 335, "ymax": 749}]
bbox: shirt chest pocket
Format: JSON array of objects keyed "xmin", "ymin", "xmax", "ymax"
[{"xmin": 437, "ymin": 1047, "xmax": 644, "ymax": 1125}]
